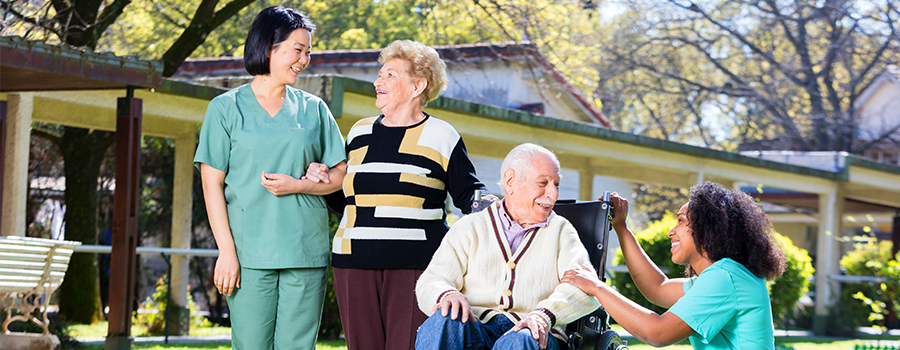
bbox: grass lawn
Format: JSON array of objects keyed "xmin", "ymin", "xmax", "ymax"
[
  {"xmin": 611, "ymin": 324, "xmax": 900, "ymax": 350},
  {"xmin": 69, "ymin": 323, "xmax": 900, "ymax": 350}
]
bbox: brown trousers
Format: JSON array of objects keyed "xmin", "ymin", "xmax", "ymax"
[{"xmin": 333, "ymin": 267, "xmax": 429, "ymax": 350}]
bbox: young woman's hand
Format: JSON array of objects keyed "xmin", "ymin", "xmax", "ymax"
[
  {"xmin": 214, "ymin": 251, "xmax": 241, "ymax": 296},
  {"xmin": 260, "ymin": 172, "xmax": 299, "ymax": 196},
  {"xmin": 561, "ymin": 265, "xmax": 603, "ymax": 296},
  {"xmin": 608, "ymin": 192, "xmax": 629, "ymax": 231}
]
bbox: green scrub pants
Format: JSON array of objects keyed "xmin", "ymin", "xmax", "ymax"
[{"xmin": 226, "ymin": 267, "xmax": 327, "ymax": 350}]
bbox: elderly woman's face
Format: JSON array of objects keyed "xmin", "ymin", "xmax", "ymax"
[
  {"xmin": 504, "ymin": 154, "xmax": 560, "ymax": 226},
  {"xmin": 374, "ymin": 58, "xmax": 423, "ymax": 115}
]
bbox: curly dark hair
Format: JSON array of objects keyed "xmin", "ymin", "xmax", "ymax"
[{"xmin": 687, "ymin": 181, "xmax": 786, "ymax": 280}]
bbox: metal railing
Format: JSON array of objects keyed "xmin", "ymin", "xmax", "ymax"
[{"xmin": 73, "ymin": 245, "xmax": 219, "ymax": 343}]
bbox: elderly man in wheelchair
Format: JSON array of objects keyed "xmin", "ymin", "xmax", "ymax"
[{"xmin": 415, "ymin": 143, "xmax": 614, "ymax": 350}]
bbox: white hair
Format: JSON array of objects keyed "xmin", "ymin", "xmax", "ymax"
[{"xmin": 498, "ymin": 143, "xmax": 559, "ymax": 196}]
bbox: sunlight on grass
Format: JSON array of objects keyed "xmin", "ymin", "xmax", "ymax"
[
  {"xmin": 70, "ymin": 322, "xmax": 899, "ymax": 350},
  {"xmin": 80, "ymin": 339, "xmax": 347, "ymax": 350},
  {"xmin": 67, "ymin": 321, "xmax": 230, "ymax": 338},
  {"xmin": 603, "ymin": 325, "xmax": 900, "ymax": 349}
]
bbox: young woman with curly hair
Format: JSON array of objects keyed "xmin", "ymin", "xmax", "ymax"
[{"xmin": 562, "ymin": 181, "xmax": 786, "ymax": 349}]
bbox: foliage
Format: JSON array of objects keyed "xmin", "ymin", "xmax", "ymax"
[
  {"xmin": 133, "ymin": 276, "xmax": 212, "ymax": 336},
  {"xmin": 767, "ymin": 232, "xmax": 815, "ymax": 326},
  {"xmin": 631, "ymin": 184, "xmax": 689, "ymax": 226},
  {"xmin": 1, "ymin": 0, "xmax": 256, "ymax": 76},
  {"xmin": 840, "ymin": 240, "xmax": 900, "ymax": 331},
  {"xmin": 611, "ymin": 213, "xmax": 683, "ymax": 316},
  {"xmin": 593, "ymin": 0, "xmax": 900, "ymax": 152}
]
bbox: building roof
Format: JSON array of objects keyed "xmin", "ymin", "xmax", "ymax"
[
  {"xmin": 0, "ymin": 36, "xmax": 162, "ymax": 92},
  {"xmin": 177, "ymin": 42, "xmax": 611, "ymax": 128}
]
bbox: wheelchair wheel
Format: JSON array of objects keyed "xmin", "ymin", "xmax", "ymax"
[{"xmin": 596, "ymin": 330, "xmax": 628, "ymax": 350}]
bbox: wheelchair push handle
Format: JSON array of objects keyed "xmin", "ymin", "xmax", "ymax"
[{"xmin": 471, "ymin": 189, "xmax": 497, "ymax": 213}]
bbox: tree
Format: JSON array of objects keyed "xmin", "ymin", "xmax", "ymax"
[
  {"xmin": 592, "ymin": 0, "xmax": 900, "ymax": 152},
  {"xmin": 30, "ymin": 127, "xmax": 114, "ymax": 324}
]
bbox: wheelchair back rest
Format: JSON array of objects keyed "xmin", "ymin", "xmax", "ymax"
[{"xmin": 552, "ymin": 199, "xmax": 613, "ymax": 281}]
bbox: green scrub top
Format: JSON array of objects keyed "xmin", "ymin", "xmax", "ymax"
[
  {"xmin": 668, "ymin": 258, "xmax": 776, "ymax": 350},
  {"xmin": 194, "ymin": 84, "xmax": 346, "ymax": 269}
]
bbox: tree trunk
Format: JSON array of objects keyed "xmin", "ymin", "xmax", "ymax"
[{"xmin": 56, "ymin": 127, "xmax": 115, "ymax": 324}]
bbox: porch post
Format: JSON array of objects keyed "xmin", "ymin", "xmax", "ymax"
[
  {"xmin": 169, "ymin": 132, "xmax": 196, "ymax": 334},
  {"xmin": 812, "ymin": 185, "xmax": 844, "ymax": 335},
  {"xmin": 1, "ymin": 93, "xmax": 32, "ymax": 237},
  {"xmin": 106, "ymin": 87, "xmax": 142, "ymax": 350},
  {"xmin": 0, "ymin": 100, "xmax": 5, "ymax": 232}
]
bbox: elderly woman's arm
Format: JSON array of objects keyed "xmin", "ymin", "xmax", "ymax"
[{"xmin": 446, "ymin": 139, "xmax": 489, "ymax": 214}]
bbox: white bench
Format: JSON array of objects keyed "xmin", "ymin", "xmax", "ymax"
[{"xmin": 0, "ymin": 236, "xmax": 80, "ymax": 335}]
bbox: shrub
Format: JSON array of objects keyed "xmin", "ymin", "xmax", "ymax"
[
  {"xmin": 611, "ymin": 212, "xmax": 814, "ymax": 327},
  {"xmin": 839, "ymin": 240, "xmax": 900, "ymax": 331},
  {"xmin": 133, "ymin": 277, "xmax": 211, "ymax": 336},
  {"xmin": 768, "ymin": 232, "xmax": 814, "ymax": 326}
]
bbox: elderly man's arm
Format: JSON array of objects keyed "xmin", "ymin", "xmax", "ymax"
[
  {"xmin": 415, "ymin": 217, "xmax": 475, "ymax": 320},
  {"xmin": 531, "ymin": 221, "xmax": 602, "ymax": 327}
]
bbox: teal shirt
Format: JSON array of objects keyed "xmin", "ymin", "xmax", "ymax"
[
  {"xmin": 194, "ymin": 84, "xmax": 346, "ymax": 269},
  {"xmin": 668, "ymin": 258, "xmax": 775, "ymax": 350}
]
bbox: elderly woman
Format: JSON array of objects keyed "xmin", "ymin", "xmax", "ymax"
[
  {"xmin": 306, "ymin": 40, "xmax": 488, "ymax": 350},
  {"xmin": 562, "ymin": 182, "xmax": 786, "ymax": 349},
  {"xmin": 414, "ymin": 143, "xmax": 600, "ymax": 350},
  {"xmin": 193, "ymin": 6, "xmax": 346, "ymax": 349}
]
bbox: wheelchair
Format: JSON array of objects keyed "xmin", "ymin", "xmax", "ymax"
[{"xmin": 471, "ymin": 191, "xmax": 628, "ymax": 350}]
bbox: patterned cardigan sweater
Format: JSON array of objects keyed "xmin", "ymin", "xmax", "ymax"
[{"xmin": 416, "ymin": 201, "xmax": 601, "ymax": 341}]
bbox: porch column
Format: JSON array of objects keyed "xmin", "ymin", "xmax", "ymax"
[
  {"xmin": 1, "ymin": 93, "xmax": 32, "ymax": 237},
  {"xmin": 812, "ymin": 184, "xmax": 844, "ymax": 335},
  {"xmin": 0, "ymin": 100, "xmax": 5, "ymax": 232},
  {"xmin": 579, "ymin": 168, "xmax": 593, "ymax": 201},
  {"xmin": 169, "ymin": 132, "xmax": 196, "ymax": 334},
  {"xmin": 106, "ymin": 89, "xmax": 142, "ymax": 350}
]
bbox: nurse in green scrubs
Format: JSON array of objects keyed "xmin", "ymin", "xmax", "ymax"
[{"xmin": 193, "ymin": 6, "xmax": 346, "ymax": 350}]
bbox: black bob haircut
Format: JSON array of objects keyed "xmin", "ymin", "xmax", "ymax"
[{"xmin": 243, "ymin": 6, "xmax": 316, "ymax": 76}]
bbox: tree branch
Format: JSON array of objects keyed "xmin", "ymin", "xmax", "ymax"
[
  {"xmin": 31, "ymin": 128, "xmax": 61, "ymax": 146},
  {"xmin": 668, "ymin": 0, "xmax": 807, "ymax": 88},
  {"xmin": 94, "ymin": 0, "xmax": 134, "ymax": 39}
]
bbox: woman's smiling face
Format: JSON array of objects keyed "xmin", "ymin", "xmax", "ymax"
[
  {"xmin": 267, "ymin": 28, "xmax": 312, "ymax": 85},
  {"xmin": 668, "ymin": 203, "xmax": 698, "ymax": 266}
]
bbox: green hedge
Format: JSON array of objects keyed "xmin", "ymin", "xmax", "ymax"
[
  {"xmin": 611, "ymin": 212, "xmax": 813, "ymax": 326},
  {"xmin": 839, "ymin": 241, "xmax": 900, "ymax": 330},
  {"xmin": 768, "ymin": 232, "xmax": 814, "ymax": 325}
]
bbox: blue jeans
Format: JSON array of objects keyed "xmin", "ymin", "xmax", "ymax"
[{"xmin": 415, "ymin": 311, "xmax": 563, "ymax": 350}]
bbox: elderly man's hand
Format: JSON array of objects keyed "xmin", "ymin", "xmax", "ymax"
[
  {"xmin": 509, "ymin": 313, "xmax": 550, "ymax": 349},
  {"xmin": 432, "ymin": 293, "xmax": 476, "ymax": 323}
]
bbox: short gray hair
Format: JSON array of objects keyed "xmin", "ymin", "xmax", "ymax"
[{"xmin": 498, "ymin": 143, "xmax": 559, "ymax": 196}]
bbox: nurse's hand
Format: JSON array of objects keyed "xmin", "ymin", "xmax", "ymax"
[
  {"xmin": 214, "ymin": 251, "xmax": 240, "ymax": 296},
  {"xmin": 261, "ymin": 172, "xmax": 300, "ymax": 196},
  {"xmin": 303, "ymin": 162, "xmax": 330, "ymax": 183}
]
